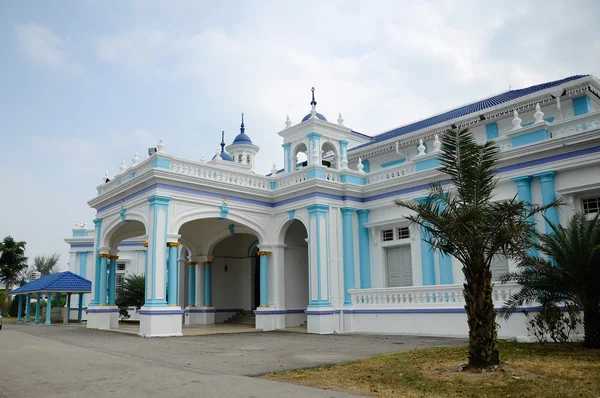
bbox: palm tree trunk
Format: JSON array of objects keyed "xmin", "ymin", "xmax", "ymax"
[
  {"xmin": 464, "ymin": 264, "xmax": 500, "ymax": 368},
  {"xmin": 583, "ymin": 303, "xmax": 600, "ymax": 349}
]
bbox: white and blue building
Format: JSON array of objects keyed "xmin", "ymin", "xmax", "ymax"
[{"xmin": 67, "ymin": 75, "xmax": 600, "ymax": 338}]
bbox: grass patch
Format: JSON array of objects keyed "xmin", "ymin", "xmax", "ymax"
[{"xmin": 264, "ymin": 341, "xmax": 600, "ymax": 397}]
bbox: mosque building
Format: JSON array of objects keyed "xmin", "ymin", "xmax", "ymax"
[{"xmin": 65, "ymin": 75, "xmax": 600, "ymax": 338}]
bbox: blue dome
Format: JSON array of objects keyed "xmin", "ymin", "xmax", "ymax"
[
  {"xmin": 232, "ymin": 132, "xmax": 252, "ymax": 145},
  {"xmin": 213, "ymin": 150, "xmax": 233, "ymax": 161},
  {"xmin": 302, "ymin": 112, "xmax": 327, "ymax": 122}
]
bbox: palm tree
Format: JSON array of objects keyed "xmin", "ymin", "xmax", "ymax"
[
  {"xmin": 115, "ymin": 274, "xmax": 145, "ymax": 319},
  {"xmin": 502, "ymin": 212, "xmax": 600, "ymax": 348},
  {"xmin": 30, "ymin": 253, "xmax": 61, "ymax": 276},
  {"xmin": 0, "ymin": 236, "xmax": 28, "ymax": 316},
  {"xmin": 396, "ymin": 128, "xmax": 556, "ymax": 368}
]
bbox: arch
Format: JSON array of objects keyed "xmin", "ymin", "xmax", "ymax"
[
  {"xmin": 321, "ymin": 140, "xmax": 338, "ymax": 168},
  {"xmin": 101, "ymin": 208, "xmax": 148, "ymax": 248},
  {"xmin": 109, "ymin": 221, "xmax": 146, "ymax": 249},
  {"xmin": 292, "ymin": 141, "xmax": 308, "ymax": 167},
  {"xmin": 282, "ymin": 219, "xmax": 309, "ymax": 328},
  {"xmin": 276, "ymin": 215, "xmax": 309, "ymax": 244},
  {"xmin": 205, "ymin": 226, "xmax": 259, "ymax": 256},
  {"xmin": 178, "ymin": 236, "xmax": 198, "ymax": 258},
  {"xmin": 170, "ymin": 208, "xmax": 268, "ymax": 243}
]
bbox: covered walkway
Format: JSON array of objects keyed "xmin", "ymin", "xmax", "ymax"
[{"xmin": 11, "ymin": 271, "xmax": 92, "ymax": 325}]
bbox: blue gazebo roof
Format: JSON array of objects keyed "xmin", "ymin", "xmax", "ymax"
[{"xmin": 11, "ymin": 271, "xmax": 92, "ymax": 295}]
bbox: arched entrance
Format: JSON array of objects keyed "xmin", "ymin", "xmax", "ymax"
[{"xmin": 283, "ymin": 219, "xmax": 309, "ymax": 328}]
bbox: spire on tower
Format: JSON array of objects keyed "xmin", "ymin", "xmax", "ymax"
[
  {"xmin": 240, "ymin": 112, "xmax": 245, "ymax": 134},
  {"xmin": 221, "ymin": 131, "xmax": 226, "ymax": 151},
  {"xmin": 310, "ymin": 87, "xmax": 317, "ymax": 107}
]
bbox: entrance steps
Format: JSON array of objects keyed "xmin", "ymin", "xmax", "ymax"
[{"xmin": 224, "ymin": 311, "xmax": 256, "ymax": 325}]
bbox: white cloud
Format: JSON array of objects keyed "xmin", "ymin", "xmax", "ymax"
[{"xmin": 14, "ymin": 22, "xmax": 83, "ymax": 74}]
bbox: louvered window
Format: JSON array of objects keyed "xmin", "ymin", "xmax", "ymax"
[
  {"xmin": 397, "ymin": 227, "xmax": 410, "ymax": 239},
  {"xmin": 381, "ymin": 229, "xmax": 394, "ymax": 242}
]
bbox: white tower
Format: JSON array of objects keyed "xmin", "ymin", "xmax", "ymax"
[{"xmin": 226, "ymin": 113, "xmax": 260, "ymax": 172}]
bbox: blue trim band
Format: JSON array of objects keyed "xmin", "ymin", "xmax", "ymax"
[{"xmin": 138, "ymin": 309, "xmax": 185, "ymax": 315}]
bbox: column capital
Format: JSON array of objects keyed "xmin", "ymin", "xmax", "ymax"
[
  {"xmin": 167, "ymin": 242, "xmax": 181, "ymax": 247},
  {"xmin": 99, "ymin": 253, "xmax": 111, "ymax": 259},
  {"xmin": 257, "ymin": 251, "xmax": 271, "ymax": 256},
  {"xmin": 186, "ymin": 261, "xmax": 199, "ymax": 266},
  {"xmin": 148, "ymin": 194, "xmax": 172, "ymax": 206},
  {"xmin": 533, "ymin": 170, "xmax": 557, "ymax": 182},
  {"xmin": 108, "ymin": 255, "xmax": 119, "ymax": 260},
  {"xmin": 167, "ymin": 233, "xmax": 181, "ymax": 243},
  {"xmin": 98, "ymin": 246, "xmax": 110, "ymax": 255},
  {"xmin": 340, "ymin": 207, "xmax": 357, "ymax": 215},
  {"xmin": 93, "ymin": 218, "xmax": 102, "ymax": 227},
  {"xmin": 510, "ymin": 175, "xmax": 533, "ymax": 185},
  {"xmin": 306, "ymin": 203, "xmax": 330, "ymax": 214},
  {"xmin": 143, "ymin": 242, "xmax": 148, "ymax": 248},
  {"xmin": 201, "ymin": 261, "xmax": 214, "ymax": 265},
  {"xmin": 356, "ymin": 209, "xmax": 370, "ymax": 216}
]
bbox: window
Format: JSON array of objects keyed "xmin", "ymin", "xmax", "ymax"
[
  {"xmin": 397, "ymin": 227, "xmax": 410, "ymax": 239},
  {"xmin": 246, "ymin": 154, "xmax": 251, "ymax": 164},
  {"xmin": 238, "ymin": 154, "xmax": 243, "ymax": 163},
  {"xmin": 116, "ymin": 274, "xmax": 124, "ymax": 289},
  {"xmin": 582, "ymin": 197, "xmax": 600, "ymax": 214},
  {"xmin": 381, "ymin": 229, "xmax": 394, "ymax": 242},
  {"xmin": 117, "ymin": 263, "xmax": 126, "ymax": 271}
]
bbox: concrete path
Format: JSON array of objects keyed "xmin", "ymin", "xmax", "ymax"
[{"xmin": 0, "ymin": 323, "xmax": 465, "ymax": 398}]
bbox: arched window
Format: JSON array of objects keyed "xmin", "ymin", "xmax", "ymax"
[
  {"xmin": 246, "ymin": 154, "xmax": 251, "ymax": 164},
  {"xmin": 238, "ymin": 154, "xmax": 243, "ymax": 163}
]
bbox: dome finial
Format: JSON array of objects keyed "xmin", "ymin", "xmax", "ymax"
[
  {"xmin": 240, "ymin": 112, "xmax": 245, "ymax": 134},
  {"xmin": 221, "ymin": 131, "xmax": 226, "ymax": 151},
  {"xmin": 310, "ymin": 87, "xmax": 317, "ymax": 107}
]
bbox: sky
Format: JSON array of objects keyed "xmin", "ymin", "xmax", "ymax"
[{"xmin": 1, "ymin": 0, "xmax": 599, "ymax": 271}]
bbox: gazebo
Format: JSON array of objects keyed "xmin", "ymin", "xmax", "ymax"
[{"xmin": 12, "ymin": 271, "xmax": 92, "ymax": 325}]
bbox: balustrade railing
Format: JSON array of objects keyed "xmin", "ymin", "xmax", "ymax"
[
  {"xmin": 366, "ymin": 163, "xmax": 416, "ymax": 185},
  {"xmin": 169, "ymin": 160, "xmax": 271, "ymax": 191},
  {"xmin": 349, "ymin": 283, "xmax": 520, "ymax": 308}
]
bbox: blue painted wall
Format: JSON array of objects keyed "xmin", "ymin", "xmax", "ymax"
[{"xmin": 573, "ymin": 95, "xmax": 591, "ymax": 116}]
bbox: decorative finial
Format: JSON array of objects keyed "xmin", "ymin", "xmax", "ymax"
[
  {"xmin": 337, "ymin": 113, "xmax": 344, "ymax": 126},
  {"xmin": 75, "ymin": 220, "xmax": 80, "ymax": 228},
  {"xmin": 285, "ymin": 115, "xmax": 291, "ymax": 129},
  {"xmin": 240, "ymin": 113, "xmax": 245, "ymax": 134},
  {"xmin": 511, "ymin": 109, "xmax": 522, "ymax": 131},
  {"xmin": 215, "ymin": 147, "xmax": 222, "ymax": 160},
  {"xmin": 103, "ymin": 170, "xmax": 109, "ymax": 183},
  {"xmin": 132, "ymin": 152, "xmax": 139, "ymax": 166},
  {"xmin": 417, "ymin": 139, "xmax": 426, "ymax": 156},
  {"xmin": 533, "ymin": 103, "xmax": 544, "ymax": 124},
  {"xmin": 357, "ymin": 157, "xmax": 365, "ymax": 174},
  {"xmin": 433, "ymin": 134, "xmax": 441, "ymax": 152},
  {"xmin": 119, "ymin": 160, "xmax": 127, "ymax": 173},
  {"xmin": 310, "ymin": 87, "xmax": 317, "ymax": 107},
  {"xmin": 200, "ymin": 154, "xmax": 205, "ymax": 163},
  {"xmin": 157, "ymin": 137, "xmax": 165, "ymax": 153},
  {"xmin": 220, "ymin": 131, "xmax": 226, "ymax": 151},
  {"xmin": 271, "ymin": 162, "xmax": 278, "ymax": 175},
  {"xmin": 82, "ymin": 220, "xmax": 87, "ymax": 228}
]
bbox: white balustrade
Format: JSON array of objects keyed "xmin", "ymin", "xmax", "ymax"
[
  {"xmin": 366, "ymin": 164, "xmax": 416, "ymax": 185},
  {"xmin": 170, "ymin": 160, "xmax": 271, "ymax": 191},
  {"xmin": 349, "ymin": 283, "xmax": 521, "ymax": 308},
  {"xmin": 275, "ymin": 172, "xmax": 308, "ymax": 189},
  {"xmin": 550, "ymin": 113, "xmax": 599, "ymax": 139}
]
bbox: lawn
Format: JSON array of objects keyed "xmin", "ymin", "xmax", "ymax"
[{"xmin": 264, "ymin": 341, "xmax": 600, "ymax": 397}]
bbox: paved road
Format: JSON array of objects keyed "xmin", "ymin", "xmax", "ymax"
[{"xmin": 0, "ymin": 323, "xmax": 465, "ymax": 397}]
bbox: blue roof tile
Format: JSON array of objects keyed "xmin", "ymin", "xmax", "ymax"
[
  {"xmin": 11, "ymin": 271, "xmax": 92, "ymax": 294},
  {"xmin": 350, "ymin": 75, "xmax": 588, "ymax": 152}
]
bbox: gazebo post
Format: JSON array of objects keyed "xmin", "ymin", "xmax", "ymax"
[
  {"xmin": 35, "ymin": 293, "xmax": 41, "ymax": 324},
  {"xmin": 45, "ymin": 292, "xmax": 53, "ymax": 325},
  {"xmin": 78, "ymin": 293, "xmax": 83, "ymax": 323},
  {"xmin": 67, "ymin": 293, "xmax": 72, "ymax": 322},
  {"xmin": 17, "ymin": 295, "xmax": 23, "ymax": 321},
  {"xmin": 25, "ymin": 293, "xmax": 31, "ymax": 323}
]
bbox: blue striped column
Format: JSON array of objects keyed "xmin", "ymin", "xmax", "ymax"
[
  {"xmin": 258, "ymin": 251, "xmax": 271, "ymax": 307},
  {"xmin": 17, "ymin": 295, "xmax": 23, "ymax": 321},
  {"xmin": 511, "ymin": 175, "xmax": 537, "ymax": 256},
  {"xmin": 78, "ymin": 252, "xmax": 87, "ymax": 306},
  {"xmin": 534, "ymin": 171, "xmax": 559, "ymax": 232},
  {"xmin": 436, "ymin": 201, "xmax": 453, "ymax": 284},
  {"xmin": 67, "ymin": 293, "xmax": 72, "ymax": 321},
  {"xmin": 35, "ymin": 293, "xmax": 41, "ymax": 324},
  {"xmin": 90, "ymin": 218, "xmax": 102, "ymax": 305},
  {"xmin": 167, "ymin": 243, "xmax": 180, "ymax": 306},
  {"xmin": 25, "ymin": 294, "xmax": 31, "ymax": 323},
  {"xmin": 98, "ymin": 254, "xmax": 109, "ymax": 305},
  {"xmin": 188, "ymin": 262, "xmax": 197, "ymax": 307},
  {"xmin": 415, "ymin": 197, "xmax": 435, "ymax": 285},
  {"xmin": 108, "ymin": 256, "xmax": 117, "ymax": 305},
  {"xmin": 356, "ymin": 210, "xmax": 372, "ymax": 289},
  {"xmin": 45, "ymin": 292, "xmax": 53, "ymax": 325},
  {"xmin": 341, "ymin": 207, "xmax": 356, "ymax": 305},
  {"xmin": 306, "ymin": 204, "xmax": 331, "ymax": 307},
  {"xmin": 146, "ymin": 195, "xmax": 171, "ymax": 307},
  {"xmin": 78, "ymin": 293, "xmax": 83, "ymax": 322},
  {"xmin": 204, "ymin": 261, "xmax": 212, "ymax": 306}
]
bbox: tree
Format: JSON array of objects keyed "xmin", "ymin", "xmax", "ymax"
[
  {"xmin": 396, "ymin": 128, "xmax": 555, "ymax": 368},
  {"xmin": 0, "ymin": 236, "xmax": 28, "ymax": 316},
  {"xmin": 502, "ymin": 211, "xmax": 600, "ymax": 348},
  {"xmin": 30, "ymin": 253, "xmax": 61, "ymax": 276},
  {"xmin": 115, "ymin": 274, "xmax": 145, "ymax": 319}
]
